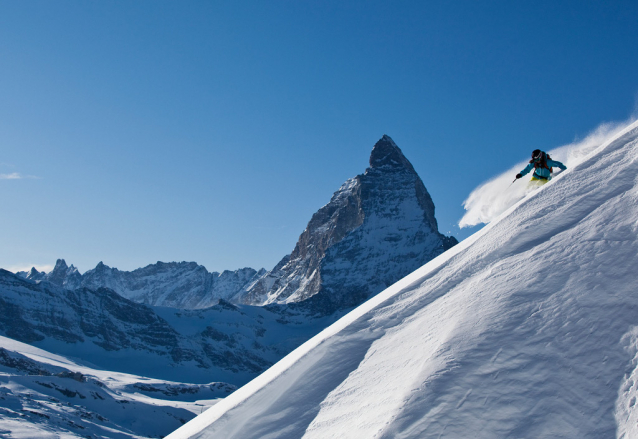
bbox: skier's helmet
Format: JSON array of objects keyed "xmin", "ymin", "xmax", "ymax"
[{"xmin": 532, "ymin": 149, "xmax": 543, "ymax": 162}]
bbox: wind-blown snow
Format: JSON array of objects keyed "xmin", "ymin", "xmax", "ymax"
[
  {"xmin": 166, "ymin": 119, "xmax": 638, "ymax": 438},
  {"xmin": 459, "ymin": 118, "xmax": 637, "ymax": 227}
]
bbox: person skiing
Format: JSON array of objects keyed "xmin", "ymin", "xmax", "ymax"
[{"xmin": 515, "ymin": 149, "xmax": 566, "ymax": 182}]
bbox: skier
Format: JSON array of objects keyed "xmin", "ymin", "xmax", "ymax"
[{"xmin": 515, "ymin": 149, "xmax": 566, "ymax": 183}]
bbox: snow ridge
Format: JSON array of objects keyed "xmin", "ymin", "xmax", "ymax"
[{"xmin": 168, "ymin": 120, "xmax": 638, "ymax": 438}]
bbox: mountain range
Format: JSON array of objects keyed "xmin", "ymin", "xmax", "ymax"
[{"xmin": 19, "ymin": 135, "xmax": 455, "ymax": 316}]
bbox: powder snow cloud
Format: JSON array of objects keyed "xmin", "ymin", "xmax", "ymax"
[{"xmin": 459, "ymin": 117, "xmax": 637, "ymax": 228}]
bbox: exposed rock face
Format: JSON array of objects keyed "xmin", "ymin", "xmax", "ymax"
[
  {"xmin": 46, "ymin": 259, "xmax": 82, "ymax": 289},
  {"xmin": 239, "ymin": 135, "xmax": 457, "ymax": 313},
  {"xmin": 23, "ymin": 259, "xmax": 265, "ymax": 309}
]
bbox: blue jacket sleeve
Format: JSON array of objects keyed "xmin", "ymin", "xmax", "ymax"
[
  {"xmin": 519, "ymin": 163, "xmax": 535, "ymax": 176},
  {"xmin": 547, "ymin": 160, "xmax": 566, "ymax": 170}
]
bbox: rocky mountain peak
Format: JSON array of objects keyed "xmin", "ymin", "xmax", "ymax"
[
  {"xmin": 24, "ymin": 267, "xmax": 46, "ymax": 282},
  {"xmin": 53, "ymin": 259, "xmax": 68, "ymax": 272},
  {"xmin": 240, "ymin": 135, "xmax": 457, "ymax": 313},
  {"xmin": 369, "ymin": 135, "xmax": 416, "ymax": 174},
  {"xmin": 45, "ymin": 258, "xmax": 80, "ymax": 288}
]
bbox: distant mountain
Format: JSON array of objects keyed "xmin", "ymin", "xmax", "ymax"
[
  {"xmin": 20, "ymin": 259, "xmax": 265, "ymax": 309},
  {"xmin": 238, "ymin": 135, "xmax": 457, "ymax": 314},
  {"xmin": 0, "ymin": 335, "xmax": 235, "ymax": 438},
  {"xmin": 4, "ymin": 134, "xmax": 459, "ymax": 438},
  {"xmin": 0, "ymin": 269, "xmax": 322, "ymax": 385}
]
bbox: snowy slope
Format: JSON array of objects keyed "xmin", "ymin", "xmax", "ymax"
[
  {"xmin": 166, "ymin": 119, "xmax": 638, "ymax": 439},
  {"xmin": 0, "ymin": 335, "xmax": 234, "ymax": 438}
]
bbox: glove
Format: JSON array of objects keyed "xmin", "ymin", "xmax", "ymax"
[{"xmin": 515, "ymin": 173, "xmax": 522, "ymax": 179}]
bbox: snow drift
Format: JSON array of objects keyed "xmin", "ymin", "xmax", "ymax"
[{"xmin": 167, "ymin": 119, "xmax": 638, "ymax": 438}]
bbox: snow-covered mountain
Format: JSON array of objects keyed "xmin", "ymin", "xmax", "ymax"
[
  {"xmin": 167, "ymin": 120, "xmax": 638, "ymax": 439},
  {"xmin": 239, "ymin": 135, "xmax": 457, "ymax": 314},
  {"xmin": 0, "ymin": 269, "xmax": 339, "ymax": 437},
  {"xmin": 20, "ymin": 259, "xmax": 265, "ymax": 309},
  {"xmin": 0, "ymin": 335, "xmax": 234, "ymax": 438},
  {"xmin": 0, "ymin": 269, "xmax": 327, "ymax": 385},
  {"xmin": 1, "ymin": 134, "xmax": 460, "ymax": 437}
]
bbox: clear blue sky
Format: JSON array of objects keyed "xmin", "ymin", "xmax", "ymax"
[{"xmin": 1, "ymin": 0, "xmax": 637, "ymax": 273}]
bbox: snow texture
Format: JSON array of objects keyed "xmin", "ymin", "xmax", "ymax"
[{"xmin": 167, "ymin": 119, "xmax": 638, "ymax": 438}]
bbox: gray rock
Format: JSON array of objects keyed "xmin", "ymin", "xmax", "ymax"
[{"xmin": 239, "ymin": 135, "xmax": 457, "ymax": 314}]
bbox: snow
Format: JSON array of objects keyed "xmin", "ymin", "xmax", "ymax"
[
  {"xmin": 0, "ymin": 335, "xmax": 231, "ymax": 438},
  {"xmin": 616, "ymin": 327, "xmax": 638, "ymax": 439},
  {"xmin": 166, "ymin": 119, "xmax": 638, "ymax": 438}
]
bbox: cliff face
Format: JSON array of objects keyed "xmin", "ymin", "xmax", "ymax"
[{"xmin": 239, "ymin": 135, "xmax": 457, "ymax": 313}]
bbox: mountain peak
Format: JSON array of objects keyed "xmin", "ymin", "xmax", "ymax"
[
  {"xmin": 53, "ymin": 259, "xmax": 68, "ymax": 272},
  {"xmin": 241, "ymin": 134, "xmax": 455, "ymax": 311},
  {"xmin": 369, "ymin": 135, "xmax": 416, "ymax": 173}
]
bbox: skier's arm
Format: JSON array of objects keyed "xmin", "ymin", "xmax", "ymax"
[
  {"xmin": 548, "ymin": 160, "xmax": 567, "ymax": 171},
  {"xmin": 518, "ymin": 163, "xmax": 534, "ymax": 177}
]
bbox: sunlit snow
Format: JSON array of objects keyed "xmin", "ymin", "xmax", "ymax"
[{"xmin": 167, "ymin": 119, "xmax": 638, "ymax": 438}]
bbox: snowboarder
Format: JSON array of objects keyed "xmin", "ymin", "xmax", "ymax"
[{"xmin": 515, "ymin": 149, "xmax": 566, "ymax": 183}]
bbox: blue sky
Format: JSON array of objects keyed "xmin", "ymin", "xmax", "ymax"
[{"xmin": 1, "ymin": 0, "xmax": 637, "ymax": 273}]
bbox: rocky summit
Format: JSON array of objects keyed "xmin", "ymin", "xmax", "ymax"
[{"xmin": 238, "ymin": 135, "xmax": 457, "ymax": 314}]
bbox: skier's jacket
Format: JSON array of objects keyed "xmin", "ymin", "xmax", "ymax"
[{"xmin": 519, "ymin": 153, "xmax": 567, "ymax": 180}]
